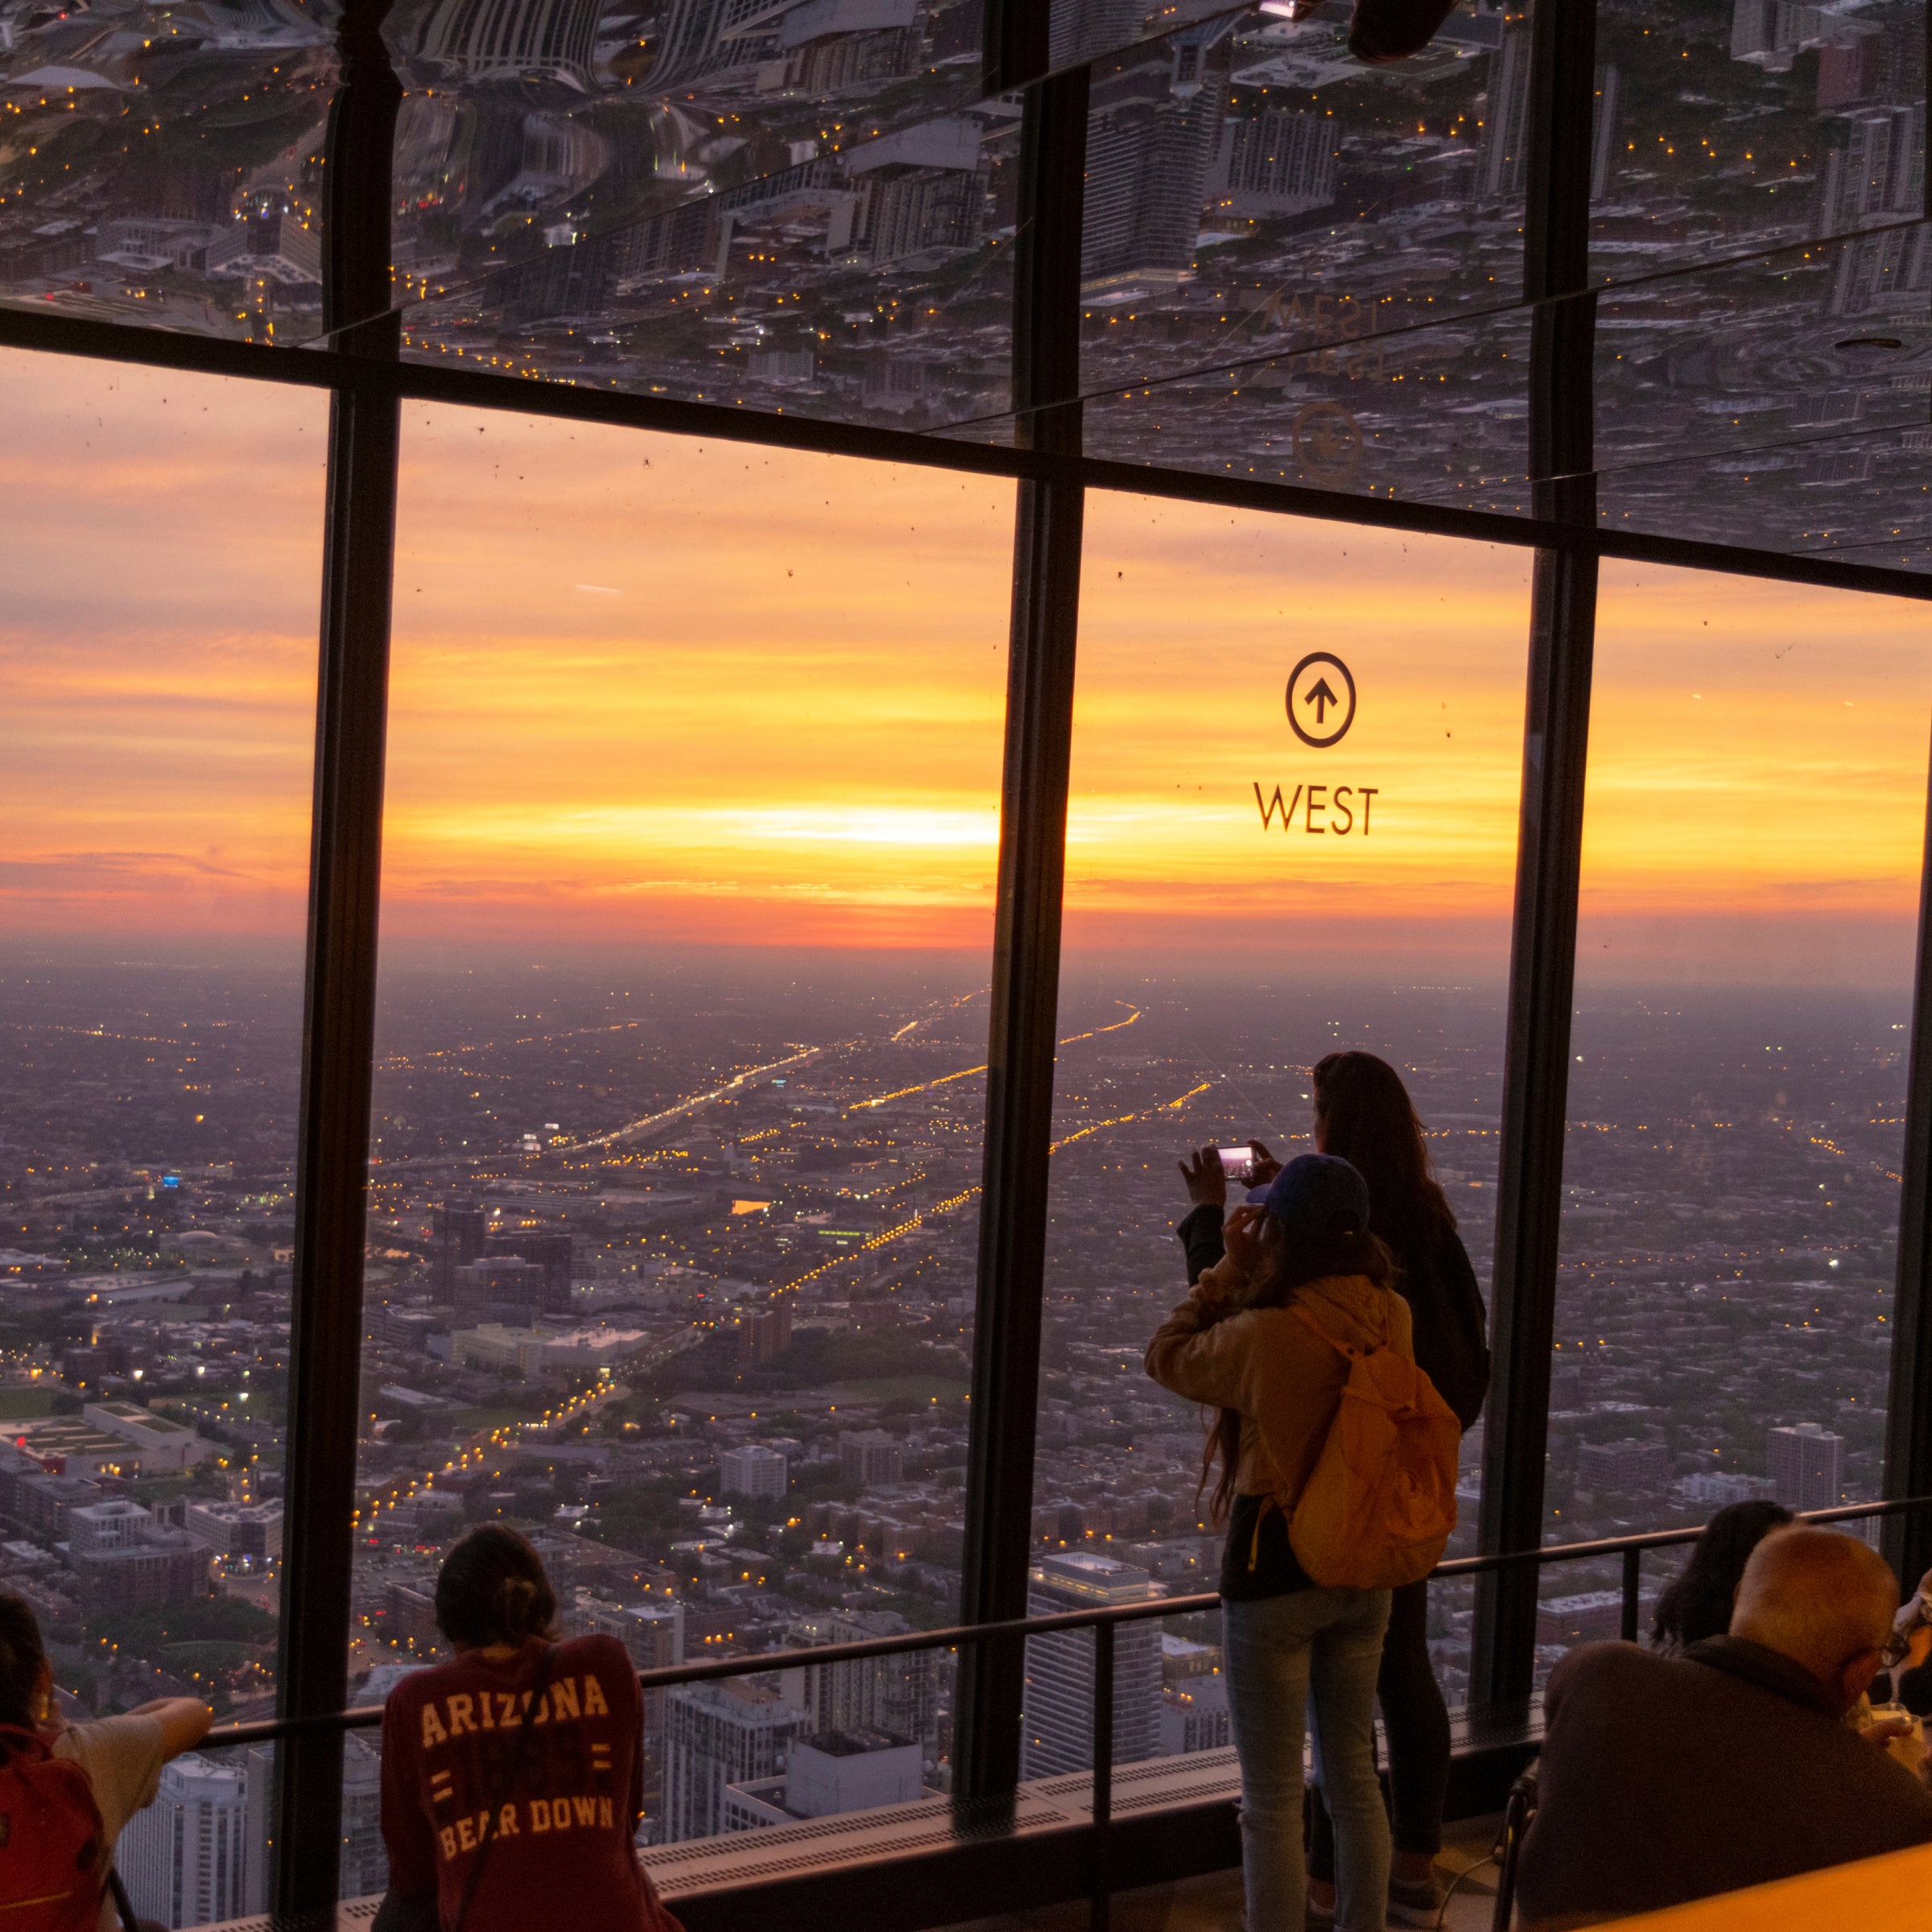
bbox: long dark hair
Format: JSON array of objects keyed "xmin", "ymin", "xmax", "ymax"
[
  {"xmin": 0, "ymin": 1591, "xmax": 47, "ymax": 1735},
  {"xmin": 435, "ymin": 1526, "xmax": 559, "ymax": 1651},
  {"xmin": 1650, "ymin": 1499, "xmax": 1794, "ymax": 1652},
  {"xmin": 1199, "ymin": 1224, "xmax": 1397, "ymax": 1526},
  {"xmin": 1312, "ymin": 1051, "xmax": 1457, "ymax": 1263}
]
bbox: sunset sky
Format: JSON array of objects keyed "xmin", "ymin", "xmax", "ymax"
[{"xmin": 2, "ymin": 345, "xmax": 1928, "ymax": 989}]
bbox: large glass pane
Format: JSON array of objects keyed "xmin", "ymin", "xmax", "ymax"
[
  {"xmin": 350, "ymin": 410, "xmax": 1015, "ymax": 1849},
  {"xmin": 0, "ymin": 2, "xmax": 341, "ymax": 342},
  {"xmin": 1538, "ymin": 564, "xmax": 1931, "ymax": 1680},
  {"xmin": 0, "ymin": 347, "xmax": 325, "ymax": 1890},
  {"xmin": 1033, "ymin": 494, "xmax": 1531, "ymax": 1752}
]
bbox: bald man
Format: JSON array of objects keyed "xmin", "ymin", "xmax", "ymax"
[{"xmin": 1516, "ymin": 1526, "xmax": 1932, "ymax": 1929}]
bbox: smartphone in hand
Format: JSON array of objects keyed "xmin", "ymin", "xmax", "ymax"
[{"xmin": 1217, "ymin": 1146, "xmax": 1256, "ymax": 1186}]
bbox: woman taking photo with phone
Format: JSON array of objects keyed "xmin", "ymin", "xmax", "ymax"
[
  {"xmin": 1297, "ymin": 1051, "xmax": 1489, "ymax": 1925},
  {"xmin": 1174, "ymin": 1051, "xmax": 1489, "ymax": 1926},
  {"xmin": 1150, "ymin": 1151, "xmax": 1451, "ymax": 1932}
]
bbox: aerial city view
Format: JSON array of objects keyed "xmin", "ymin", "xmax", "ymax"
[
  {"xmin": 0, "ymin": 952, "xmax": 1913, "ymax": 1909},
  {"xmin": 1, "ymin": 0, "xmax": 1926, "ymax": 1919}
]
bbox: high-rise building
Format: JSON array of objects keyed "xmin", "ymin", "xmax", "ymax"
[
  {"xmin": 662, "ymin": 1677, "xmax": 802, "ymax": 1843},
  {"xmin": 583, "ymin": 1596, "xmax": 684, "ymax": 1670},
  {"xmin": 485, "ymin": 1227, "xmax": 576, "ymax": 1309},
  {"xmin": 184, "ymin": 1500, "xmax": 283, "ymax": 1561},
  {"xmin": 76, "ymin": 1527, "xmax": 209, "ymax": 1614},
  {"xmin": 781, "ymin": 1610, "xmax": 936, "ymax": 1754},
  {"xmin": 340, "ymin": 1732, "xmax": 387, "ymax": 1901},
  {"xmin": 1210, "ymin": 111, "xmax": 1336, "ymax": 221},
  {"xmin": 1159, "ymin": 1674, "xmax": 1229, "ymax": 1755},
  {"xmin": 242, "ymin": 1744, "xmax": 273, "ymax": 1918},
  {"xmin": 839, "ymin": 1429, "xmax": 903, "ymax": 1489},
  {"xmin": 118, "ymin": 1752, "xmax": 250, "ymax": 1929},
  {"xmin": 1769, "ymin": 1423, "xmax": 1844, "ymax": 1511},
  {"xmin": 1576, "ymin": 1438, "xmax": 1670, "ymax": 1494},
  {"xmin": 1022, "ymin": 1552, "xmax": 1162, "ymax": 1777},
  {"xmin": 735, "ymin": 1301, "xmax": 793, "ymax": 1363},
  {"xmin": 1815, "ymin": 103, "xmax": 1926, "ymax": 237},
  {"xmin": 1159, "ymin": 1635, "xmax": 1228, "ymax": 1755},
  {"xmin": 428, "ymin": 1199, "xmax": 489, "ymax": 1296},
  {"xmin": 720, "ymin": 1443, "xmax": 788, "ymax": 1501},
  {"xmin": 1476, "ymin": 19, "xmax": 1533, "ymax": 206},
  {"xmin": 68, "ymin": 1496, "xmax": 154, "ymax": 1556},
  {"xmin": 1081, "ymin": 33, "xmax": 1229, "ymax": 294}
]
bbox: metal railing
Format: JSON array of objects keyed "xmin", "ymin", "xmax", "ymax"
[{"xmin": 196, "ymin": 1494, "xmax": 1932, "ymax": 1928}]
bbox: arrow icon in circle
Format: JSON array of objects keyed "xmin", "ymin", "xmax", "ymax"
[{"xmin": 1304, "ymin": 677, "xmax": 1339, "ymax": 724}]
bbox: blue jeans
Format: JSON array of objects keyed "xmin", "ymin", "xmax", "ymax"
[{"xmin": 1224, "ymin": 1587, "xmax": 1393, "ymax": 1932}]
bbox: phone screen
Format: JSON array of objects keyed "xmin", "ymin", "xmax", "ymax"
[{"xmin": 1217, "ymin": 1146, "xmax": 1253, "ymax": 1181}]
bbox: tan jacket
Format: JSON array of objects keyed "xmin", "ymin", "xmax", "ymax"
[{"xmin": 1144, "ymin": 1274, "xmax": 1415, "ymax": 1505}]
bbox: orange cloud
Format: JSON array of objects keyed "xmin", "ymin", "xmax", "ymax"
[
  {"xmin": 1575, "ymin": 562, "xmax": 1932, "ymax": 986},
  {"xmin": 0, "ymin": 350, "xmax": 325, "ymax": 952},
  {"xmin": 1061, "ymin": 494, "xmax": 1532, "ymax": 965},
  {"xmin": 379, "ymin": 405, "xmax": 1015, "ymax": 951}
]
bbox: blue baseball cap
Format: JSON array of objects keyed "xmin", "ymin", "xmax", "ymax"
[{"xmin": 1246, "ymin": 1153, "xmax": 1371, "ymax": 1236}]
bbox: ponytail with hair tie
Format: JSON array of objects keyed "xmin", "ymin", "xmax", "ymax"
[
  {"xmin": 498, "ymin": 1576, "xmax": 543, "ymax": 1643},
  {"xmin": 435, "ymin": 1525, "xmax": 558, "ymax": 1649}
]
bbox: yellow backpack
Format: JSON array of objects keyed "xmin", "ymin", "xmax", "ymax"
[{"xmin": 1285, "ymin": 1302, "xmax": 1462, "ymax": 1589}]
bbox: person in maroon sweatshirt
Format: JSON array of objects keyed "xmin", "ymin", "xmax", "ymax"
[{"xmin": 379, "ymin": 1526, "xmax": 681, "ymax": 1932}]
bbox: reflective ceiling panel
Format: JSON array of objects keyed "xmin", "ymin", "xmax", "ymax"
[
  {"xmin": 1078, "ymin": 289, "xmax": 1535, "ymax": 512},
  {"xmin": 1589, "ymin": 0, "xmax": 1926, "ymax": 283},
  {"xmin": 385, "ymin": 0, "xmax": 993, "ymax": 309},
  {"xmin": 1072, "ymin": 1, "xmax": 1530, "ymax": 407},
  {"xmin": 395, "ymin": 94, "xmax": 1018, "ymax": 427},
  {"xmin": 0, "ymin": 0, "xmax": 341, "ymax": 343}
]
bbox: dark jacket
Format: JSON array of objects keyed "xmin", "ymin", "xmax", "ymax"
[
  {"xmin": 1175, "ymin": 1203, "xmax": 1489, "ymax": 1429},
  {"xmin": 1516, "ymin": 1636, "xmax": 1932, "ymax": 1926}
]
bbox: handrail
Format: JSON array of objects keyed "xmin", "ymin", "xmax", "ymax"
[{"xmin": 197, "ymin": 1492, "xmax": 1932, "ymax": 1752}]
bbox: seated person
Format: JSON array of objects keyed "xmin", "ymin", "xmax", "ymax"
[
  {"xmin": 1516, "ymin": 1525, "xmax": 1932, "ymax": 1929},
  {"xmin": 1648, "ymin": 1499, "xmax": 1793, "ymax": 1653},
  {"xmin": 2, "ymin": 1589, "xmax": 211, "ymax": 1932}
]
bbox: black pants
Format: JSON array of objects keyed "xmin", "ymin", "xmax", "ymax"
[{"xmin": 1305, "ymin": 1576, "xmax": 1450, "ymax": 1876}]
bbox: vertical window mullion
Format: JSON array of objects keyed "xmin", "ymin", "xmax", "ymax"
[
  {"xmin": 1883, "ymin": 720, "xmax": 1932, "ymax": 1583},
  {"xmin": 273, "ymin": 0, "xmax": 402, "ymax": 1912},
  {"xmin": 1472, "ymin": 0, "xmax": 1600, "ymax": 1715},
  {"xmin": 954, "ymin": 59, "xmax": 1090, "ymax": 1801}
]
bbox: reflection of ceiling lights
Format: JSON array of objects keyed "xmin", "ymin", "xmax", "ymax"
[{"xmin": 1835, "ymin": 336, "xmax": 1905, "ymax": 351}]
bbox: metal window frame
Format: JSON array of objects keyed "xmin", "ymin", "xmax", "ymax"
[
  {"xmin": 6, "ymin": 0, "xmax": 1932, "ymax": 1883},
  {"xmin": 272, "ymin": 2, "xmax": 401, "ymax": 1916},
  {"xmin": 956, "ymin": 59, "xmax": 1091, "ymax": 1803},
  {"xmin": 1472, "ymin": 0, "xmax": 1600, "ymax": 1714}
]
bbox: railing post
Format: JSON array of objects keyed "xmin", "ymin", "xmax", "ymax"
[
  {"xmin": 1620, "ymin": 1547, "xmax": 1641, "ymax": 1645},
  {"xmin": 273, "ymin": 0, "xmax": 401, "ymax": 1917},
  {"xmin": 954, "ymin": 58, "xmax": 1090, "ymax": 1802},
  {"xmin": 1091, "ymin": 1619, "xmax": 1115, "ymax": 1932},
  {"xmin": 1472, "ymin": 0, "xmax": 1599, "ymax": 1715}
]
